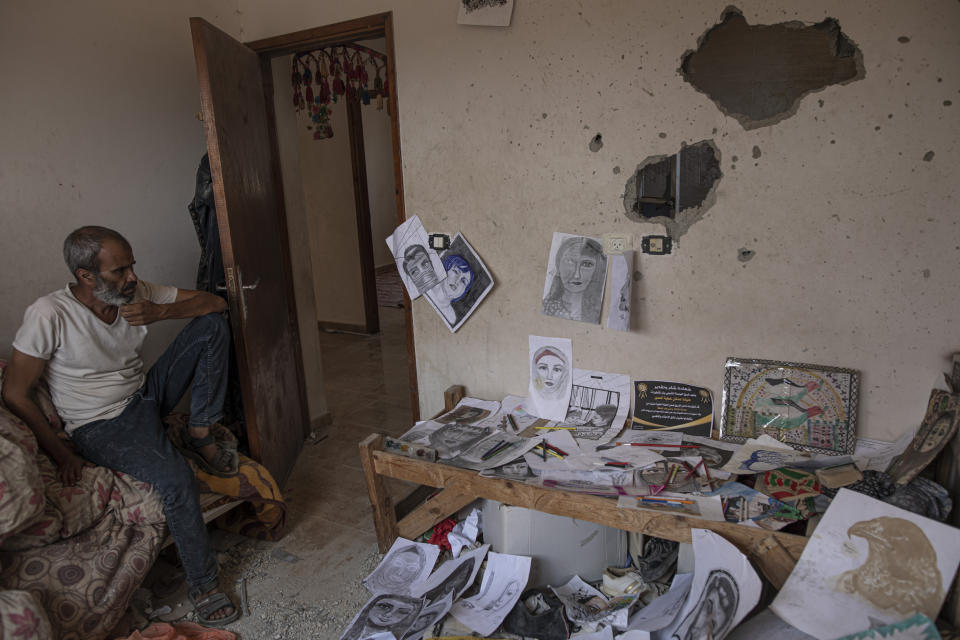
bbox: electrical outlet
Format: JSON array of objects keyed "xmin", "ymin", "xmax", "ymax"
[{"xmin": 603, "ymin": 233, "xmax": 632, "ymax": 255}]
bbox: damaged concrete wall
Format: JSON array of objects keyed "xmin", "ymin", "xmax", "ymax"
[{"xmin": 242, "ymin": 0, "xmax": 960, "ymax": 440}]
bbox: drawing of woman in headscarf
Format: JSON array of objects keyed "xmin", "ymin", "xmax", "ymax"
[
  {"xmin": 531, "ymin": 346, "xmax": 569, "ymax": 399},
  {"xmin": 426, "ymin": 254, "xmax": 474, "ymax": 327},
  {"xmin": 542, "ymin": 236, "xmax": 607, "ymax": 324}
]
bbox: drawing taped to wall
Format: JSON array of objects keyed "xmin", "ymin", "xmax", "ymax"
[
  {"xmin": 720, "ymin": 357, "xmax": 860, "ymax": 455},
  {"xmin": 424, "ymin": 233, "xmax": 494, "ymax": 333},
  {"xmin": 525, "ymin": 335, "xmax": 574, "ymax": 421},
  {"xmin": 386, "ymin": 215, "xmax": 445, "ymax": 300},
  {"xmin": 363, "ymin": 538, "xmax": 440, "ymax": 597},
  {"xmin": 457, "ymin": 0, "xmax": 514, "ymax": 27},
  {"xmin": 541, "ymin": 233, "xmax": 608, "ymax": 325},
  {"xmin": 606, "ymin": 250, "xmax": 634, "ymax": 331}
]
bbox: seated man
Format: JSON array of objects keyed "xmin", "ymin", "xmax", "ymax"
[{"xmin": 1, "ymin": 226, "xmax": 239, "ymax": 627}]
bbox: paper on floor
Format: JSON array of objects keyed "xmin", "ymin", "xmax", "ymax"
[
  {"xmin": 449, "ymin": 551, "xmax": 531, "ymax": 636},
  {"xmin": 625, "ymin": 572, "xmax": 693, "ymax": 632},
  {"xmin": 772, "ymin": 489, "xmax": 960, "ymax": 639},
  {"xmin": 412, "ymin": 544, "xmax": 489, "ymax": 603},
  {"xmin": 550, "ymin": 575, "xmax": 634, "ymax": 629},
  {"xmin": 654, "ymin": 529, "xmax": 762, "ymax": 640},
  {"xmin": 363, "ymin": 538, "xmax": 440, "ymax": 597}
]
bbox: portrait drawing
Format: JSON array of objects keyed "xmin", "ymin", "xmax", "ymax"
[{"xmin": 541, "ymin": 233, "xmax": 608, "ymax": 325}]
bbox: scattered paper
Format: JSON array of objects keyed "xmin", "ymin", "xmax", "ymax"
[
  {"xmin": 720, "ymin": 435, "xmax": 812, "ymax": 475},
  {"xmin": 657, "ymin": 529, "xmax": 762, "ymax": 640},
  {"xmin": 386, "ymin": 215, "xmax": 445, "ymax": 300},
  {"xmin": 674, "ymin": 435, "xmax": 741, "ymax": 470},
  {"xmin": 526, "ymin": 335, "xmax": 574, "ymax": 421},
  {"xmin": 423, "ymin": 233, "xmax": 495, "ymax": 333},
  {"xmin": 851, "ymin": 430, "xmax": 913, "ymax": 472},
  {"xmin": 400, "ymin": 592, "xmax": 453, "ymax": 640},
  {"xmin": 541, "ymin": 232, "xmax": 608, "ymax": 325},
  {"xmin": 446, "ymin": 509, "xmax": 481, "ymax": 558},
  {"xmin": 707, "ymin": 481, "xmax": 802, "ymax": 531},
  {"xmin": 450, "ymin": 552, "xmax": 531, "ymax": 636},
  {"xmin": 573, "ymin": 625, "xmax": 614, "ymax": 640},
  {"xmin": 363, "ymin": 538, "xmax": 440, "ymax": 597},
  {"xmin": 606, "ymin": 250, "xmax": 634, "ymax": 332},
  {"xmin": 413, "ymin": 545, "xmax": 489, "ymax": 603},
  {"xmin": 617, "ymin": 493, "xmax": 726, "ymax": 522},
  {"xmin": 444, "ymin": 431, "xmax": 537, "ymax": 470},
  {"xmin": 559, "ymin": 369, "xmax": 632, "ymax": 449},
  {"xmin": 626, "ymin": 572, "xmax": 693, "ymax": 632},
  {"xmin": 550, "ymin": 575, "xmax": 635, "ymax": 628},
  {"xmin": 773, "ymin": 489, "xmax": 960, "ymax": 639}
]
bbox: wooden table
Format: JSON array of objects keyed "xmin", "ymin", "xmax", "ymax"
[{"xmin": 359, "ymin": 385, "xmax": 808, "ymax": 587}]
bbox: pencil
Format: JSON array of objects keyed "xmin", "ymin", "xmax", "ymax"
[
  {"xmin": 605, "ymin": 462, "xmax": 629, "ymax": 468},
  {"xmin": 640, "ymin": 497, "xmax": 694, "ymax": 505},
  {"xmin": 534, "ymin": 445, "xmax": 563, "ymax": 460},
  {"xmin": 507, "ymin": 414, "xmax": 519, "ymax": 431},
  {"xmin": 544, "ymin": 441, "xmax": 568, "ymax": 457},
  {"xmin": 485, "ymin": 441, "xmax": 513, "ymax": 460},
  {"xmin": 683, "ymin": 459, "xmax": 705, "ymax": 480},
  {"xmin": 480, "ymin": 439, "xmax": 506, "ymax": 460},
  {"xmin": 534, "ymin": 426, "xmax": 576, "ymax": 430}
]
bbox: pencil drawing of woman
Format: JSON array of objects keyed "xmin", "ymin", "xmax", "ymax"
[
  {"xmin": 365, "ymin": 545, "xmax": 428, "ymax": 595},
  {"xmin": 542, "ymin": 236, "xmax": 607, "ymax": 324},
  {"xmin": 341, "ymin": 594, "xmax": 423, "ymax": 640},
  {"xmin": 426, "ymin": 254, "xmax": 474, "ymax": 326},
  {"xmin": 532, "ymin": 347, "xmax": 569, "ymax": 399}
]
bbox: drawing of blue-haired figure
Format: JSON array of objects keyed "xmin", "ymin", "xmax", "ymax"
[{"xmin": 427, "ymin": 254, "xmax": 475, "ymax": 326}]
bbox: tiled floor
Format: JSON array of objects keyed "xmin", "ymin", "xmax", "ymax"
[{"xmin": 214, "ymin": 307, "xmax": 418, "ymax": 638}]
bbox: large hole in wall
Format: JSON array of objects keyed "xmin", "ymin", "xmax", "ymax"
[
  {"xmin": 681, "ymin": 7, "xmax": 865, "ymax": 129},
  {"xmin": 622, "ymin": 140, "xmax": 722, "ymax": 240}
]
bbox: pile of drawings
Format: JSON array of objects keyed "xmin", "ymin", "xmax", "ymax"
[{"xmin": 349, "ymin": 355, "xmax": 960, "ymax": 638}]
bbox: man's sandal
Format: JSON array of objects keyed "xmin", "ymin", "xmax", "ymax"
[
  {"xmin": 177, "ymin": 425, "xmax": 239, "ymax": 478},
  {"xmin": 189, "ymin": 588, "xmax": 240, "ymax": 628}
]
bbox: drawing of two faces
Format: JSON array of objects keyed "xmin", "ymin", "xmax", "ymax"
[
  {"xmin": 542, "ymin": 236, "xmax": 607, "ymax": 324},
  {"xmin": 425, "ymin": 253, "xmax": 476, "ymax": 326}
]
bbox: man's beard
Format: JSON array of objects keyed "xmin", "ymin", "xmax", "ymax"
[{"xmin": 93, "ymin": 275, "xmax": 136, "ymax": 306}]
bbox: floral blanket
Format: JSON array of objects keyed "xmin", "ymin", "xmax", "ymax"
[{"xmin": 0, "ymin": 361, "xmax": 286, "ymax": 639}]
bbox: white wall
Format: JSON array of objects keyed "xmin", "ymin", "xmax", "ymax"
[
  {"xmin": 271, "ymin": 55, "xmax": 328, "ymax": 424},
  {"xmin": 242, "ymin": 0, "xmax": 960, "ymax": 440},
  {"xmin": 356, "ymin": 39, "xmax": 399, "ymax": 268},
  {"xmin": 0, "ymin": 1, "xmax": 241, "ymax": 364}
]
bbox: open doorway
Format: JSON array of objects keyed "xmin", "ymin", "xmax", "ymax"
[{"xmin": 249, "ymin": 14, "xmax": 419, "ymax": 424}]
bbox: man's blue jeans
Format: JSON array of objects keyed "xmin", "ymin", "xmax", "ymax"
[{"xmin": 71, "ymin": 313, "xmax": 230, "ymax": 593}]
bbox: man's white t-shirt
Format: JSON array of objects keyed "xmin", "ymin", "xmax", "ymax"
[{"xmin": 12, "ymin": 281, "xmax": 178, "ymax": 433}]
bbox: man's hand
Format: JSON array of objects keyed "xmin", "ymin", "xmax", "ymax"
[
  {"xmin": 119, "ymin": 300, "xmax": 166, "ymax": 326},
  {"xmin": 54, "ymin": 451, "xmax": 93, "ymax": 486}
]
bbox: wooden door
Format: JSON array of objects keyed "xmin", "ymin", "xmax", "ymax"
[{"xmin": 190, "ymin": 17, "xmax": 307, "ymax": 485}]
